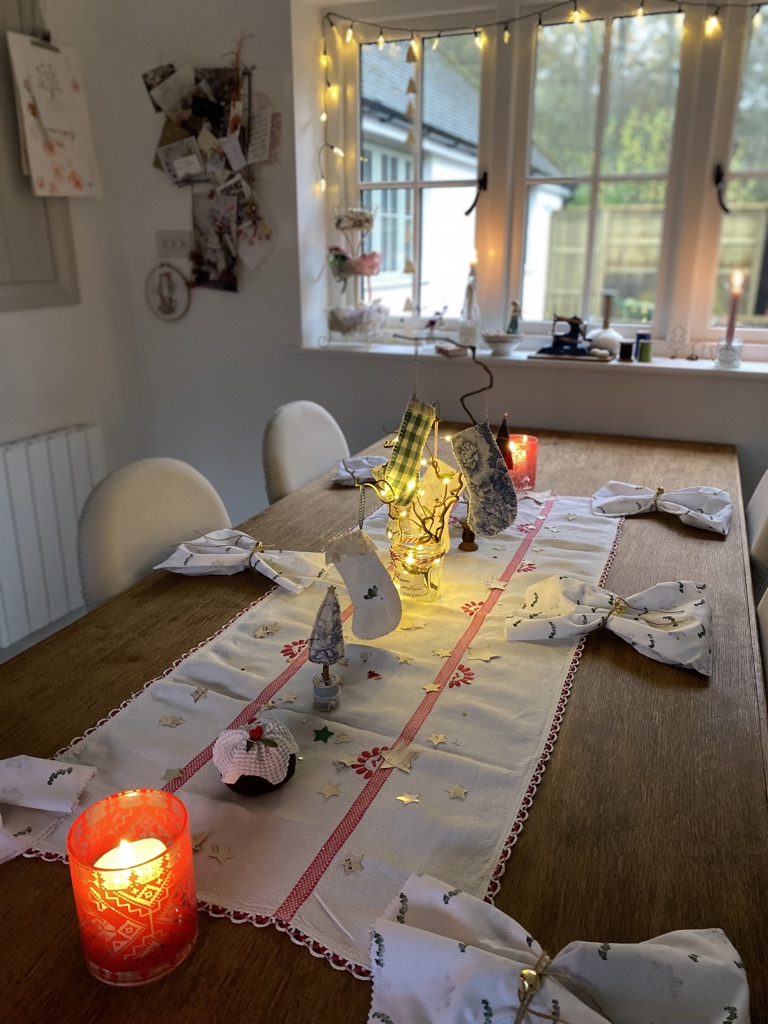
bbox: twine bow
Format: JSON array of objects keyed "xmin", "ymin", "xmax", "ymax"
[
  {"xmin": 602, "ymin": 596, "xmax": 628, "ymax": 621},
  {"xmin": 653, "ymin": 486, "xmax": 665, "ymax": 509},
  {"xmin": 514, "ymin": 950, "xmax": 613, "ymax": 1024}
]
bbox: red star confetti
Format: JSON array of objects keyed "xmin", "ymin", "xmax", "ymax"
[
  {"xmin": 422, "ymin": 683, "xmax": 440, "ymax": 693},
  {"xmin": 208, "ymin": 844, "xmax": 234, "ymax": 864},
  {"xmin": 318, "ymin": 781, "xmax": 341, "ymax": 799},
  {"xmin": 191, "ymin": 687, "xmax": 208, "ymax": 702},
  {"xmin": 254, "ymin": 622, "xmax": 281, "ymax": 638},
  {"xmin": 342, "ymin": 853, "xmax": 364, "ymax": 874},
  {"xmin": 446, "ymin": 784, "xmax": 468, "ymax": 800},
  {"xmin": 367, "ymin": 670, "xmax": 382, "ymax": 679},
  {"xmin": 428, "ymin": 733, "xmax": 447, "ymax": 747},
  {"xmin": 162, "ymin": 768, "xmax": 182, "ymax": 782},
  {"xmin": 396, "ymin": 793, "xmax": 419, "ymax": 805},
  {"xmin": 158, "ymin": 715, "xmax": 185, "ymax": 728}
]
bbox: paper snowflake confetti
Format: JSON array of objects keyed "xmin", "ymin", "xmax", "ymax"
[
  {"xmin": 158, "ymin": 715, "xmax": 185, "ymax": 728},
  {"xmin": 208, "ymin": 844, "xmax": 234, "ymax": 864},
  {"xmin": 318, "ymin": 781, "xmax": 341, "ymax": 799},
  {"xmin": 396, "ymin": 793, "xmax": 420, "ymax": 805},
  {"xmin": 342, "ymin": 853, "xmax": 364, "ymax": 874},
  {"xmin": 428, "ymin": 733, "xmax": 447, "ymax": 747},
  {"xmin": 254, "ymin": 622, "xmax": 281, "ymax": 638},
  {"xmin": 314, "ymin": 726, "xmax": 334, "ymax": 743},
  {"xmin": 446, "ymin": 784, "xmax": 468, "ymax": 800}
]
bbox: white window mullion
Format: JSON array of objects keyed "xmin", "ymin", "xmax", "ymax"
[{"xmin": 582, "ymin": 17, "xmax": 613, "ymax": 323}]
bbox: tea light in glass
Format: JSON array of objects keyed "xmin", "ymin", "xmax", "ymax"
[
  {"xmin": 508, "ymin": 435, "xmax": 538, "ymax": 490},
  {"xmin": 67, "ymin": 789, "xmax": 197, "ymax": 986}
]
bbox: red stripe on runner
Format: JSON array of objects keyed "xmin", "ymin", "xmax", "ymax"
[{"xmin": 274, "ymin": 500, "xmax": 555, "ymax": 922}]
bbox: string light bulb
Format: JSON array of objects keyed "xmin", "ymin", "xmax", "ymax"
[
  {"xmin": 503, "ymin": 22, "xmax": 510, "ymax": 43},
  {"xmin": 432, "ymin": 31, "xmax": 441, "ymax": 49},
  {"xmin": 754, "ymin": 5, "xmax": 763, "ymax": 28},
  {"xmin": 538, "ymin": 12, "xmax": 544, "ymax": 35},
  {"xmin": 320, "ymin": 175, "xmax": 327, "ymax": 193},
  {"xmin": 320, "ymin": 45, "xmax": 329, "ymax": 68},
  {"xmin": 635, "ymin": 0, "xmax": 645, "ymax": 16},
  {"xmin": 332, "ymin": 145, "xmax": 345, "ymax": 158},
  {"xmin": 705, "ymin": 6, "xmax": 720, "ymax": 33},
  {"xmin": 675, "ymin": 2, "xmax": 685, "ymax": 30},
  {"xmin": 474, "ymin": 28, "xmax": 484, "ymax": 49},
  {"xmin": 319, "ymin": 110, "xmax": 327, "ymax": 123},
  {"xmin": 409, "ymin": 32, "xmax": 419, "ymax": 58},
  {"xmin": 570, "ymin": 1, "xmax": 584, "ymax": 24},
  {"xmin": 345, "ymin": 22, "xmax": 354, "ymax": 43},
  {"xmin": 378, "ymin": 28, "xmax": 385, "ymax": 49}
]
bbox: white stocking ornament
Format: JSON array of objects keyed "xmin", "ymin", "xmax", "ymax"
[{"xmin": 325, "ymin": 530, "xmax": 402, "ymax": 640}]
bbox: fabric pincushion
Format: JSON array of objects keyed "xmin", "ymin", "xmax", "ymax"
[{"xmin": 212, "ymin": 719, "xmax": 299, "ymax": 795}]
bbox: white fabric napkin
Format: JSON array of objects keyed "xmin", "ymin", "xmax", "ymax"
[
  {"xmin": 505, "ymin": 574, "xmax": 712, "ymax": 675},
  {"xmin": 0, "ymin": 755, "xmax": 95, "ymax": 863},
  {"xmin": 369, "ymin": 874, "xmax": 749, "ymax": 1024},
  {"xmin": 154, "ymin": 529, "xmax": 328, "ymax": 593},
  {"xmin": 331, "ymin": 456, "xmax": 387, "ymax": 486},
  {"xmin": 592, "ymin": 481, "xmax": 733, "ymax": 534}
]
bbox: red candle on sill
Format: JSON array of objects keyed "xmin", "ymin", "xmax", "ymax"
[
  {"xmin": 508, "ymin": 434, "xmax": 538, "ymax": 491},
  {"xmin": 67, "ymin": 789, "xmax": 197, "ymax": 986}
]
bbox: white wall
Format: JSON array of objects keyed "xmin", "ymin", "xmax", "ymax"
[{"xmin": 2, "ymin": 0, "xmax": 767, "ymax": 575}]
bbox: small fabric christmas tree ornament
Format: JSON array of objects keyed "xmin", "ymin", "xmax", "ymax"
[
  {"xmin": 496, "ymin": 413, "xmax": 513, "ymax": 471},
  {"xmin": 309, "ymin": 586, "xmax": 345, "ymax": 679},
  {"xmin": 326, "ymin": 530, "xmax": 402, "ymax": 640},
  {"xmin": 372, "ymin": 398, "xmax": 436, "ymax": 508},
  {"xmin": 450, "ymin": 422, "xmax": 518, "ymax": 537}
]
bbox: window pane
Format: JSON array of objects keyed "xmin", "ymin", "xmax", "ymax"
[
  {"xmin": 421, "ymin": 34, "xmax": 479, "ymax": 182},
  {"xmin": 360, "ymin": 187, "xmax": 414, "ymax": 314},
  {"xmin": 530, "ymin": 21, "xmax": 603, "ymax": 179},
  {"xmin": 591, "ymin": 181, "xmax": 665, "ymax": 323},
  {"xmin": 361, "ymin": 40, "xmax": 413, "ymax": 181},
  {"xmin": 731, "ymin": 21, "xmax": 768, "ymax": 171},
  {"xmin": 420, "ymin": 186, "xmax": 477, "ymax": 317},
  {"xmin": 601, "ymin": 15, "xmax": 681, "ymax": 175},
  {"xmin": 522, "ymin": 184, "xmax": 590, "ymax": 320}
]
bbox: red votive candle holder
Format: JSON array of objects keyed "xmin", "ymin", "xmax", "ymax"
[
  {"xmin": 508, "ymin": 434, "xmax": 538, "ymax": 490},
  {"xmin": 67, "ymin": 789, "xmax": 197, "ymax": 986}
]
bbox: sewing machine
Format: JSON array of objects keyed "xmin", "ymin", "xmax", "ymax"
[{"xmin": 536, "ymin": 314, "xmax": 592, "ymax": 356}]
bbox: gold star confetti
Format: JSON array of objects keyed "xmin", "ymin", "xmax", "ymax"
[
  {"xmin": 532, "ymin": 545, "xmax": 543, "ymax": 553},
  {"xmin": 546, "ymin": 525, "xmax": 560, "ymax": 534},
  {"xmin": 396, "ymin": 793, "xmax": 420, "ymax": 805},
  {"xmin": 158, "ymin": 715, "xmax": 185, "ymax": 728},
  {"xmin": 484, "ymin": 578, "xmax": 508, "ymax": 590},
  {"xmin": 280, "ymin": 693, "xmax": 298, "ymax": 703},
  {"xmin": 400, "ymin": 619, "xmax": 427, "ymax": 630},
  {"xmin": 191, "ymin": 687, "xmax": 208, "ymax": 702},
  {"xmin": 398, "ymin": 655, "xmax": 413, "ymax": 665},
  {"xmin": 381, "ymin": 742, "xmax": 420, "ymax": 773},
  {"xmin": 342, "ymin": 853, "xmax": 364, "ymax": 874},
  {"xmin": 335, "ymin": 755, "xmax": 358, "ymax": 767},
  {"xmin": 428, "ymin": 733, "xmax": 447, "ymax": 747},
  {"xmin": 566, "ymin": 513, "xmax": 577, "ymax": 521},
  {"xmin": 261, "ymin": 701, "xmax": 278, "ymax": 711},
  {"xmin": 446, "ymin": 784, "xmax": 468, "ymax": 800},
  {"xmin": 422, "ymin": 683, "xmax": 440, "ymax": 693},
  {"xmin": 334, "ymin": 732, "xmax": 352, "ymax": 744},
  {"xmin": 162, "ymin": 768, "xmax": 182, "ymax": 782},
  {"xmin": 208, "ymin": 844, "xmax": 234, "ymax": 864},
  {"xmin": 318, "ymin": 781, "xmax": 341, "ymax": 799},
  {"xmin": 191, "ymin": 832, "xmax": 209, "ymax": 854},
  {"xmin": 253, "ymin": 622, "xmax": 281, "ymax": 638},
  {"xmin": 433, "ymin": 648, "xmax": 452, "ymax": 658},
  {"xmin": 466, "ymin": 647, "xmax": 499, "ymax": 663}
]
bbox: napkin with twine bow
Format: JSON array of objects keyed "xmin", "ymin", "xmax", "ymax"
[
  {"xmin": 0, "ymin": 755, "xmax": 95, "ymax": 863},
  {"xmin": 368, "ymin": 874, "xmax": 749, "ymax": 1024},
  {"xmin": 504, "ymin": 575, "xmax": 712, "ymax": 675},
  {"xmin": 592, "ymin": 481, "xmax": 733, "ymax": 535},
  {"xmin": 153, "ymin": 529, "xmax": 327, "ymax": 593}
]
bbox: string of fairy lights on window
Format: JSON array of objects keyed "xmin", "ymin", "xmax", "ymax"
[{"xmin": 316, "ymin": 1, "xmax": 763, "ymax": 193}]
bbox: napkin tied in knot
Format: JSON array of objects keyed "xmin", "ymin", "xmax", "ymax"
[
  {"xmin": 592, "ymin": 480, "xmax": 732, "ymax": 534},
  {"xmin": 505, "ymin": 575, "xmax": 712, "ymax": 675}
]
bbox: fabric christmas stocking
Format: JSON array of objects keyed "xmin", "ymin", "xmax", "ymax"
[
  {"xmin": 450, "ymin": 422, "xmax": 518, "ymax": 537},
  {"xmin": 325, "ymin": 530, "xmax": 402, "ymax": 640},
  {"xmin": 372, "ymin": 398, "xmax": 436, "ymax": 507}
]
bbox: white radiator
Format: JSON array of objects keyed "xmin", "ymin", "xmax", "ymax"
[{"xmin": 0, "ymin": 424, "xmax": 105, "ymax": 647}]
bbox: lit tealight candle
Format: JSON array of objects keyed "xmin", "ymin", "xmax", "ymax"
[{"xmin": 94, "ymin": 836, "xmax": 167, "ymax": 888}]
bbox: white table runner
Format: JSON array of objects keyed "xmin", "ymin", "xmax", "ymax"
[{"xmin": 34, "ymin": 496, "xmax": 620, "ymax": 972}]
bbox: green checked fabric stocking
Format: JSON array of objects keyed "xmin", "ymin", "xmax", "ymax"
[
  {"xmin": 372, "ymin": 399, "xmax": 436, "ymax": 507},
  {"xmin": 325, "ymin": 530, "xmax": 402, "ymax": 640},
  {"xmin": 450, "ymin": 422, "xmax": 518, "ymax": 537}
]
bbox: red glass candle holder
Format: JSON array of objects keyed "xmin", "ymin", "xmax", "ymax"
[
  {"xmin": 67, "ymin": 789, "xmax": 197, "ymax": 986},
  {"xmin": 508, "ymin": 434, "xmax": 538, "ymax": 490}
]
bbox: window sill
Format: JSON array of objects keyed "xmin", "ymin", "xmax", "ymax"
[{"xmin": 309, "ymin": 340, "xmax": 768, "ymax": 381}]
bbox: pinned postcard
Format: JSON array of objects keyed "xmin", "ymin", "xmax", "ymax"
[
  {"xmin": 237, "ymin": 205, "xmax": 275, "ymax": 271},
  {"xmin": 221, "ymin": 132, "xmax": 246, "ymax": 172},
  {"xmin": 157, "ymin": 136, "xmax": 206, "ymax": 185},
  {"xmin": 142, "ymin": 63, "xmax": 176, "ymax": 111},
  {"xmin": 247, "ymin": 94, "xmax": 282, "ymax": 164},
  {"xmin": 7, "ymin": 31, "xmax": 101, "ymax": 197},
  {"xmin": 191, "ymin": 188, "xmax": 238, "ymax": 291},
  {"xmin": 150, "ymin": 63, "xmax": 195, "ymax": 115}
]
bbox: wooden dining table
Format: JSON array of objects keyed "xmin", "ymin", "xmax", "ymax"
[{"xmin": 1, "ymin": 429, "xmax": 766, "ymax": 1023}]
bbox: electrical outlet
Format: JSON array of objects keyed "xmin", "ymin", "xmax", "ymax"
[{"xmin": 155, "ymin": 230, "xmax": 192, "ymax": 259}]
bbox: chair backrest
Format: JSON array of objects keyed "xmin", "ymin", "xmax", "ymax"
[
  {"xmin": 262, "ymin": 400, "xmax": 350, "ymax": 504},
  {"xmin": 746, "ymin": 469, "xmax": 768, "ymax": 595},
  {"xmin": 78, "ymin": 457, "xmax": 231, "ymax": 610}
]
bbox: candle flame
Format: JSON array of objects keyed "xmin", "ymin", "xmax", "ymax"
[{"xmin": 731, "ymin": 270, "xmax": 745, "ymax": 296}]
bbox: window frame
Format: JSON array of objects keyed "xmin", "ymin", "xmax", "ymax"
[{"xmin": 328, "ymin": 0, "xmax": 768, "ymax": 357}]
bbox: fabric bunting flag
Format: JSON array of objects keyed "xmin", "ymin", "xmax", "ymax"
[
  {"xmin": 450, "ymin": 422, "xmax": 518, "ymax": 537},
  {"xmin": 372, "ymin": 399, "xmax": 436, "ymax": 507}
]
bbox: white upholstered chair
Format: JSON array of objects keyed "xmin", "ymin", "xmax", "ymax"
[
  {"xmin": 262, "ymin": 400, "xmax": 350, "ymax": 504},
  {"xmin": 746, "ymin": 469, "xmax": 768, "ymax": 598},
  {"xmin": 78, "ymin": 457, "xmax": 230, "ymax": 610}
]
